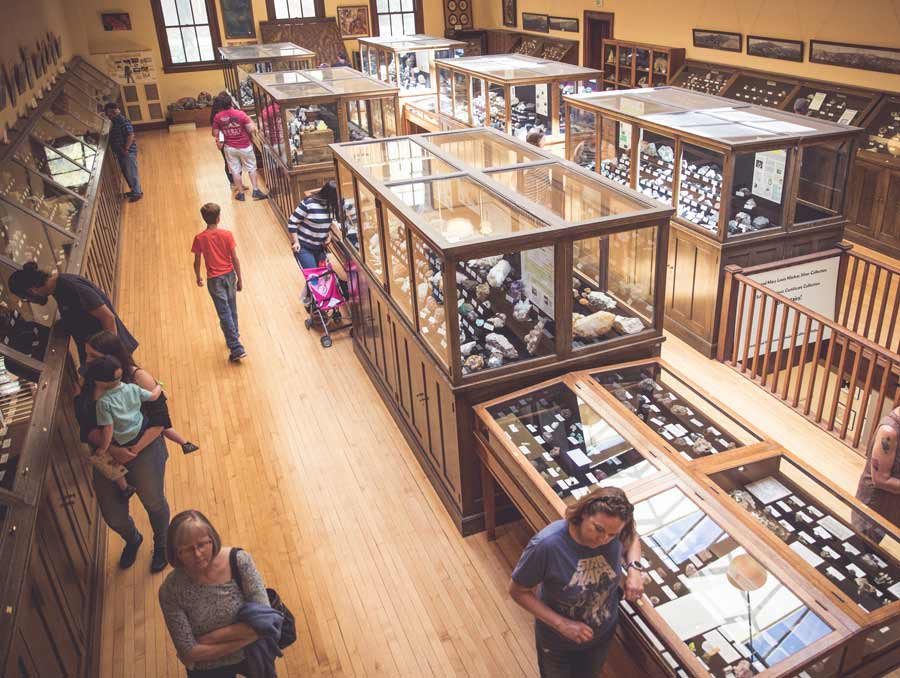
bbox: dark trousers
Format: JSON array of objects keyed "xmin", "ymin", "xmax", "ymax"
[
  {"xmin": 187, "ymin": 659, "xmax": 250, "ymax": 678},
  {"xmin": 536, "ymin": 626, "xmax": 614, "ymax": 678}
]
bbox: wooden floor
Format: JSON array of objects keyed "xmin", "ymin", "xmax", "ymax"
[{"xmin": 98, "ymin": 127, "xmax": 883, "ymax": 677}]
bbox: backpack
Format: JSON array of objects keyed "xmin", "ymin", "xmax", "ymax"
[{"xmin": 229, "ymin": 547, "xmax": 298, "ymax": 649}]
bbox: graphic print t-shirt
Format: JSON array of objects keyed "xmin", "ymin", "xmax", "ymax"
[
  {"xmin": 212, "ymin": 108, "xmax": 252, "ymax": 149},
  {"xmin": 512, "ymin": 519, "xmax": 622, "ymax": 651}
]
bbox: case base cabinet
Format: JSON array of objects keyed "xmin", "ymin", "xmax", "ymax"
[
  {"xmin": 347, "ymin": 263, "xmax": 659, "ymax": 535},
  {"xmin": 664, "ymin": 221, "xmax": 845, "ymax": 357},
  {"xmin": 845, "ymin": 159, "xmax": 900, "ymax": 259}
]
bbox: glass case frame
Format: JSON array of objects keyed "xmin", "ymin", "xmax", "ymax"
[
  {"xmin": 219, "ymin": 42, "xmax": 317, "ymax": 113},
  {"xmin": 433, "ymin": 54, "xmax": 601, "ymax": 142},
  {"xmin": 563, "ymin": 87, "xmax": 864, "ymax": 244},
  {"xmin": 331, "ymin": 127, "xmax": 673, "ymax": 387},
  {"xmin": 359, "ymin": 35, "xmax": 466, "ymax": 96}
]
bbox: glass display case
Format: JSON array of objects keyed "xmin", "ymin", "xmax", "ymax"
[
  {"xmin": 601, "ymin": 39, "xmax": 685, "ymax": 92},
  {"xmin": 670, "ymin": 61, "xmax": 737, "ymax": 96},
  {"xmin": 785, "ymin": 84, "xmax": 878, "ymax": 127},
  {"xmin": 0, "ymin": 355, "xmax": 40, "ymax": 492},
  {"xmin": 721, "ymin": 72, "xmax": 800, "ymax": 109},
  {"xmin": 433, "ymin": 54, "xmax": 601, "ymax": 143},
  {"xmin": 859, "ymin": 94, "xmax": 900, "ymax": 161},
  {"xmin": 359, "ymin": 35, "xmax": 466, "ymax": 96},
  {"xmin": 250, "ymin": 67, "xmax": 399, "ymax": 222},
  {"xmin": 67, "ymin": 59, "xmax": 119, "ymax": 115},
  {"xmin": 219, "ymin": 42, "xmax": 316, "ymax": 112},
  {"xmin": 332, "ymin": 127, "xmax": 671, "ymax": 386}
]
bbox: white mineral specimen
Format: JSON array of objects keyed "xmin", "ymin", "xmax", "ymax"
[
  {"xmin": 587, "ymin": 290, "xmax": 616, "ymax": 312},
  {"xmin": 573, "ymin": 311, "xmax": 615, "ymax": 339},
  {"xmin": 486, "ymin": 259, "xmax": 512, "ymax": 288},
  {"xmin": 485, "ymin": 333, "xmax": 519, "ymax": 359},
  {"xmin": 513, "ymin": 299, "xmax": 532, "ymax": 322},
  {"xmin": 614, "ymin": 315, "xmax": 645, "ymax": 335},
  {"xmin": 460, "ymin": 341, "xmax": 477, "ymax": 357}
]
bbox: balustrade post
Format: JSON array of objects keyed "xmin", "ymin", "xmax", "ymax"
[{"xmin": 716, "ymin": 264, "xmax": 744, "ymax": 363}]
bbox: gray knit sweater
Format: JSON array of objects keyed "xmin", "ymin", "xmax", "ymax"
[{"xmin": 158, "ymin": 548, "xmax": 269, "ymax": 670}]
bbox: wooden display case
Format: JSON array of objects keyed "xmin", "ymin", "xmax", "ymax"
[
  {"xmin": 484, "ymin": 28, "xmax": 579, "ymax": 65},
  {"xmin": 434, "ymin": 54, "xmax": 601, "ymax": 144},
  {"xmin": 670, "ymin": 60, "xmax": 738, "ymax": 96},
  {"xmin": 0, "ymin": 57, "xmax": 126, "ymax": 678},
  {"xmin": 473, "ymin": 360, "xmax": 900, "ymax": 677},
  {"xmin": 358, "ymin": 35, "xmax": 466, "ymax": 97},
  {"xmin": 564, "ymin": 87, "xmax": 863, "ymax": 356},
  {"xmin": 249, "ymin": 67, "xmax": 399, "ymax": 222},
  {"xmin": 601, "ymin": 39, "xmax": 685, "ymax": 92},
  {"xmin": 330, "ymin": 127, "xmax": 672, "ymax": 533},
  {"xmin": 219, "ymin": 42, "xmax": 316, "ymax": 113}
]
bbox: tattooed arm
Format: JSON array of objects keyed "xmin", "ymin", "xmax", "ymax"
[{"xmin": 870, "ymin": 425, "xmax": 900, "ymax": 494}]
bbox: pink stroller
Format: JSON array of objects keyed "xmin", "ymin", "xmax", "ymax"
[{"xmin": 301, "ymin": 262, "xmax": 350, "ymax": 348}]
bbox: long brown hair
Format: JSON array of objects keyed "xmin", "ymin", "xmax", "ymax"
[
  {"xmin": 87, "ymin": 331, "xmax": 137, "ymax": 383},
  {"xmin": 565, "ymin": 486, "xmax": 636, "ymax": 547}
]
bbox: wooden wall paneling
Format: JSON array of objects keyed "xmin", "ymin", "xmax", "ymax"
[
  {"xmin": 882, "ymin": 172, "xmax": 900, "ymax": 242},
  {"xmin": 259, "ymin": 18, "xmax": 344, "ymax": 66}
]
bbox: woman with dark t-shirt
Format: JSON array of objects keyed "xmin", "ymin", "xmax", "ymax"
[{"xmin": 509, "ymin": 487, "xmax": 644, "ymax": 677}]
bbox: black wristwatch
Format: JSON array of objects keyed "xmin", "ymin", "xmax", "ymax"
[{"xmin": 625, "ymin": 560, "xmax": 644, "ymax": 572}]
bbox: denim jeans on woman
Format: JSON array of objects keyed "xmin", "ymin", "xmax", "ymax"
[
  {"xmin": 116, "ymin": 147, "xmax": 142, "ymax": 196},
  {"xmin": 207, "ymin": 270, "xmax": 244, "ymax": 356},
  {"xmin": 94, "ymin": 435, "xmax": 170, "ymax": 549}
]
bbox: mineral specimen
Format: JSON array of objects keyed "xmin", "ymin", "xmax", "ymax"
[
  {"xmin": 735, "ymin": 187, "xmax": 750, "ymax": 198},
  {"xmin": 463, "ymin": 354, "xmax": 484, "ymax": 372},
  {"xmin": 513, "ymin": 299, "xmax": 532, "ymax": 322},
  {"xmin": 487, "ymin": 351, "xmax": 504, "ymax": 369},
  {"xmin": 460, "ymin": 341, "xmax": 477, "ymax": 356},
  {"xmin": 458, "ymin": 302, "xmax": 475, "ymax": 317},
  {"xmin": 692, "ymin": 437, "xmax": 714, "ymax": 456},
  {"xmin": 657, "ymin": 145, "xmax": 674, "ymax": 163},
  {"xmin": 573, "ymin": 311, "xmax": 615, "ymax": 339},
  {"xmin": 485, "ymin": 333, "xmax": 519, "ymax": 359},
  {"xmin": 744, "ymin": 198, "xmax": 757, "ymax": 210},
  {"xmin": 487, "ymin": 259, "xmax": 512, "ymax": 287},
  {"xmin": 475, "ymin": 282, "xmax": 491, "ymax": 302},
  {"xmin": 671, "ymin": 404, "xmax": 690, "ymax": 416},
  {"xmin": 469, "ymin": 255, "xmax": 503, "ymax": 270},
  {"xmin": 587, "ymin": 290, "xmax": 616, "ymax": 311},
  {"xmin": 730, "ymin": 489, "xmax": 758, "ymax": 511},
  {"xmin": 613, "ymin": 315, "xmax": 644, "ymax": 335},
  {"xmin": 525, "ymin": 319, "xmax": 546, "ymax": 355},
  {"xmin": 752, "ymin": 216, "xmax": 770, "ymax": 228}
]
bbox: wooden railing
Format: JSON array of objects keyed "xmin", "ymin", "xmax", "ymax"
[
  {"xmin": 717, "ymin": 251, "xmax": 900, "ymax": 455},
  {"xmin": 837, "ymin": 247, "xmax": 900, "ymax": 355}
]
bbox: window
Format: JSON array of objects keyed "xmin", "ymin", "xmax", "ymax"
[
  {"xmin": 150, "ymin": 0, "xmax": 222, "ymax": 73},
  {"xmin": 371, "ymin": 0, "xmax": 422, "ymax": 37},
  {"xmin": 267, "ymin": 0, "xmax": 323, "ymax": 19}
]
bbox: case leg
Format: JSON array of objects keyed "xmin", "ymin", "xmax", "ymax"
[{"xmin": 481, "ymin": 460, "xmax": 496, "ymax": 541}]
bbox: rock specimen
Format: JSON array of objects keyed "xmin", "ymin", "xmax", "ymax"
[
  {"xmin": 509, "ymin": 279, "xmax": 525, "ymax": 299},
  {"xmin": 671, "ymin": 404, "xmax": 690, "ymax": 417},
  {"xmin": 744, "ymin": 198, "xmax": 757, "ymax": 210},
  {"xmin": 464, "ymin": 354, "xmax": 484, "ymax": 372},
  {"xmin": 475, "ymin": 282, "xmax": 491, "ymax": 301},
  {"xmin": 513, "ymin": 299, "xmax": 532, "ymax": 322},
  {"xmin": 525, "ymin": 319, "xmax": 546, "ymax": 355},
  {"xmin": 488, "ymin": 313, "xmax": 506, "ymax": 329},
  {"xmin": 487, "ymin": 259, "xmax": 512, "ymax": 288},
  {"xmin": 587, "ymin": 290, "xmax": 616, "ymax": 311},
  {"xmin": 469, "ymin": 255, "xmax": 503, "ymax": 270},
  {"xmin": 573, "ymin": 311, "xmax": 615, "ymax": 339},
  {"xmin": 657, "ymin": 145, "xmax": 674, "ymax": 163},
  {"xmin": 460, "ymin": 341, "xmax": 477, "ymax": 356},
  {"xmin": 487, "ymin": 352, "xmax": 504, "ymax": 369},
  {"xmin": 752, "ymin": 216, "xmax": 770, "ymax": 228},
  {"xmin": 485, "ymin": 333, "xmax": 518, "ymax": 359},
  {"xmin": 614, "ymin": 315, "xmax": 644, "ymax": 335},
  {"xmin": 692, "ymin": 437, "xmax": 714, "ymax": 456}
]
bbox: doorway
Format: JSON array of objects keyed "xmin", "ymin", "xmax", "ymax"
[{"xmin": 583, "ymin": 11, "xmax": 614, "ymax": 69}]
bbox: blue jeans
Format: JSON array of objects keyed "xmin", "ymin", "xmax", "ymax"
[
  {"xmin": 207, "ymin": 270, "xmax": 244, "ymax": 354},
  {"xmin": 117, "ymin": 147, "xmax": 142, "ymax": 195},
  {"xmin": 295, "ymin": 246, "xmax": 326, "ymax": 270},
  {"xmin": 94, "ymin": 435, "xmax": 170, "ymax": 548}
]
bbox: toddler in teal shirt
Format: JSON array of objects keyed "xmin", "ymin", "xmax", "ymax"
[{"xmin": 86, "ymin": 355, "xmax": 162, "ymax": 498}]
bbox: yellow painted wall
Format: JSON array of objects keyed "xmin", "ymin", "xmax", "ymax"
[{"xmin": 479, "ymin": 0, "xmax": 900, "ymax": 93}]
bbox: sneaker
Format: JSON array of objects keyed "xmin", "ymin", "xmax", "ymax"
[
  {"xmin": 119, "ymin": 532, "xmax": 143, "ymax": 569},
  {"xmin": 123, "ymin": 191, "xmax": 136, "ymax": 198},
  {"xmin": 182, "ymin": 441, "xmax": 200, "ymax": 454},
  {"xmin": 128, "ymin": 193, "xmax": 143, "ymax": 202},
  {"xmin": 235, "ymin": 192, "xmax": 246, "ymax": 201},
  {"xmin": 150, "ymin": 546, "xmax": 168, "ymax": 574},
  {"xmin": 251, "ymin": 189, "xmax": 268, "ymax": 200},
  {"xmin": 229, "ymin": 349, "xmax": 248, "ymax": 362},
  {"xmin": 120, "ymin": 484, "xmax": 137, "ymax": 501}
]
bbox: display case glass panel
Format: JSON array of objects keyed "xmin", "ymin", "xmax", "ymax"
[
  {"xmin": 411, "ymin": 232, "xmax": 448, "ymax": 365},
  {"xmin": 14, "ymin": 139, "xmax": 92, "ymax": 195},
  {"xmin": 678, "ymin": 143, "xmax": 723, "ymax": 234},
  {"xmin": 508, "ymin": 83, "xmax": 550, "ymax": 137},
  {"xmin": 287, "ymin": 101, "xmax": 339, "ymax": 166},
  {"xmin": 486, "ymin": 381, "xmax": 662, "ymax": 500},
  {"xmin": 794, "ymin": 143, "xmax": 851, "ymax": 223},
  {"xmin": 599, "ymin": 117, "xmax": 631, "ymax": 187},
  {"xmin": 727, "ymin": 149, "xmax": 788, "ymax": 237},
  {"xmin": 426, "ymin": 130, "xmax": 543, "ymax": 170},
  {"xmin": 568, "ymin": 107, "xmax": 596, "ymax": 172},
  {"xmin": 0, "ymin": 266, "xmax": 54, "ymax": 362},
  {"xmin": 28, "ymin": 117, "xmax": 98, "ymax": 171},
  {"xmin": 707, "ymin": 454, "xmax": 900, "ymax": 621},
  {"xmin": 671, "ymin": 63, "xmax": 735, "ymax": 95},
  {"xmin": 589, "ymin": 362, "xmax": 761, "ymax": 458},
  {"xmin": 637, "ymin": 129, "xmax": 675, "ymax": 204},
  {"xmin": 357, "ymin": 182, "xmax": 384, "ymax": 282},
  {"xmin": 789, "ymin": 87, "xmax": 872, "ymax": 126},
  {"xmin": 456, "ymin": 245, "xmax": 554, "ymax": 374},
  {"xmin": 384, "ymin": 206, "xmax": 413, "ymax": 321},
  {"xmin": 398, "ymin": 51, "xmax": 432, "ymax": 91},
  {"xmin": 472, "ymin": 78, "xmax": 486, "ymax": 127},
  {"xmin": 0, "ymin": 201, "xmax": 71, "ymax": 270},
  {"xmin": 57, "ymin": 85, "xmax": 107, "ymax": 132},
  {"xmin": 438, "ymin": 67, "xmax": 453, "ymax": 113},
  {"xmin": 453, "ymin": 72, "xmax": 469, "ymax": 123},
  {"xmin": 339, "ymin": 138, "xmax": 458, "ymax": 182},
  {"xmin": 861, "ymin": 96, "xmax": 900, "ymax": 158},
  {"xmin": 337, "ymin": 162, "xmax": 358, "ymax": 250},
  {"xmin": 42, "ymin": 108, "xmax": 103, "ymax": 150},
  {"xmin": 0, "ymin": 161, "xmax": 83, "ymax": 234},
  {"xmin": 633, "ymin": 486, "xmax": 836, "ymax": 677},
  {"xmin": 724, "ymin": 74, "xmax": 797, "ymax": 109},
  {"xmin": 559, "ymin": 81, "xmax": 596, "ymax": 133},
  {"xmin": 0, "ymin": 353, "xmax": 41, "ymax": 491},
  {"xmin": 488, "ymin": 81, "xmax": 507, "ymax": 131}
]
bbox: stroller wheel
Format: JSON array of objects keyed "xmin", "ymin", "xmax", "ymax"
[
  {"xmin": 320, "ymin": 335, "xmax": 333, "ymax": 348},
  {"xmin": 304, "ymin": 318, "xmax": 313, "ymax": 330}
]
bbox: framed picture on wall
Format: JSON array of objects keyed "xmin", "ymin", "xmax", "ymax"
[
  {"xmin": 810, "ymin": 39, "xmax": 900, "ymax": 75},
  {"xmin": 101, "ymin": 12, "xmax": 133, "ymax": 31},
  {"xmin": 549, "ymin": 16, "xmax": 578, "ymax": 33},
  {"xmin": 502, "ymin": 0, "xmax": 516, "ymax": 28},
  {"xmin": 692, "ymin": 28, "xmax": 742, "ymax": 53},
  {"xmin": 337, "ymin": 6, "xmax": 371, "ymax": 39},
  {"xmin": 221, "ymin": 0, "xmax": 256, "ymax": 39},
  {"xmin": 522, "ymin": 12, "xmax": 549, "ymax": 33},
  {"xmin": 746, "ymin": 35, "xmax": 804, "ymax": 62}
]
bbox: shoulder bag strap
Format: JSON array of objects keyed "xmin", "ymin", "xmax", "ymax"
[{"xmin": 229, "ymin": 547, "xmax": 244, "ymax": 592}]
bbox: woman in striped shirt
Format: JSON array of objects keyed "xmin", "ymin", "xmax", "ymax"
[{"xmin": 289, "ymin": 180, "xmax": 340, "ymax": 269}]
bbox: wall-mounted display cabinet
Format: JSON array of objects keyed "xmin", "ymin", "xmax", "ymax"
[
  {"xmin": 250, "ymin": 67, "xmax": 399, "ymax": 222},
  {"xmin": 670, "ymin": 60, "xmax": 737, "ymax": 97},
  {"xmin": 358, "ymin": 35, "xmax": 466, "ymax": 97},
  {"xmin": 473, "ymin": 361, "xmax": 900, "ymax": 677},
  {"xmin": 0, "ymin": 57, "xmax": 125, "ymax": 678},
  {"xmin": 483, "ymin": 29, "xmax": 579, "ymax": 65},
  {"xmin": 433, "ymin": 54, "xmax": 601, "ymax": 143},
  {"xmin": 564, "ymin": 87, "xmax": 863, "ymax": 356},
  {"xmin": 219, "ymin": 42, "xmax": 316, "ymax": 112},
  {"xmin": 601, "ymin": 39, "xmax": 685, "ymax": 92},
  {"xmin": 330, "ymin": 127, "xmax": 672, "ymax": 533}
]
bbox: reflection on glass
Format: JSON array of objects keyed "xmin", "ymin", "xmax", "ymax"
[
  {"xmin": 15, "ymin": 139, "xmax": 91, "ymax": 194},
  {"xmin": 0, "ymin": 202, "xmax": 70, "ymax": 270},
  {"xmin": 637, "ymin": 129, "xmax": 675, "ymax": 204},
  {"xmin": 572, "ymin": 225, "xmax": 657, "ymax": 348},
  {"xmin": 457, "ymin": 246, "xmax": 555, "ymax": 373},
  {"xmin": 0, "ymin": 161, "xmax": 84, "ymax": 233},
  {"xmin": 472, "ymin": 78, "xmax": 486, "ymax": 126},
  {"xmin": 438, "ymin": 67, "xmax": 452, "ymax": 114},
  {"xmin": 795, "ymin": 143, "xmax": 849, "ymax": 223},
  {"xmin": 599, "ymin": 117, "xmax": 631, "ymax": 187},
  {"xmin": 383, "ymin": 98, "xmax": 397, "ymax": 137},
  {"xmin": 678, "ymin": 143, "xmax": 723, "ymax": 234},
  {"xmin": 391, "ymin": 176, "xmax": 548, "ymax": 244},
  {"xmin": 0, "ymin": 267, "xmax": 54, "ymax": 363},
  {"xmin": 337, "ymin": 162, "xmax": 358, "ymax": 250},
  {"xmin": 634, "ymin": 487, "xmax": 832, "ymax": 678},
  {"xmin": 30, "ymin": 116, "xmax": 98, "ymax": 165},
  {"xmin": 287, "ymin": 102, "xmax": 339, "ymax": 166},
  {"xmin": 728, "ymin": 150, "xmax": 786, "ymax": 237},
  {"xmin": 487, "ymin": 382, "xmax": 657, "ymax": 500},
  {"xmin": 427, "ymin": 129, "xmax": 543, "ymax": 169},
  {"xmin": 591, "ymin": 363, "xmax": 760, "ymax": 455},
  {"xmin": 341, "ymin": 138, "xmax": 457, "ymax": 182},
  {"xmin": 54, "ymin": 89, "xmax": 105, "ymax": 133},
  {"xmin": 384, "ymin": 207, "xmax": 413, "ymax": 321},
  {"xmin": 453, "ymin": 72, "xmax": 469, "ymax": 123},
  {"xmin": 569, "ymin": 107, "xmax": 597, "ymax": 172},
  {"xmin": 489, "ymin": 81, "xmax": 506, "ymax": 131},
  {"xmin": 369, "ymin": 99, "xmax": 384, "ymax": 140},
  {"xmin": 708, "ymin": 456, "xmax": 900, "ymax": 615},
  {"xmin": 412, "ymin": 233, "xmax": 447, "ymax": 365},
  {"xmin": 0, "ymin": 353, "xmax": 41, "ymax": 489},
  {"xmin": 357, "ymin": 183, "xmax": 383, "ymax": 281},
  {"xmin": 509, "ymin": 83, "xmax": 549, "ymax": 137}
]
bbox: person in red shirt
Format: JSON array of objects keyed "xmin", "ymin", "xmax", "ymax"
[
  {"xmin": 210, "ymin": 95, "xmax": 267, "ymax": 202},
  {"xmin": 192, "ymin": 203, "xmax": 247, "ymax": 362}
]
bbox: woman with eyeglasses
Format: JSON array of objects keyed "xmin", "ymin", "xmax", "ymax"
[
  {"xmin": 159, "ymin": 510, "xmax": 270, "ymax": 678},
  {"xmin": 509, "ymin": 487, "xmax": 644, "ymax": 678}
]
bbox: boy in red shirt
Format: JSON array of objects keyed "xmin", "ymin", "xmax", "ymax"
[
  {"xmin": 192, "ymin": 203, "xmax": 247, "ymax": 361},
  {"xmin": 210, "ymin": 95, "xmax": 267, "ymax": 202}
]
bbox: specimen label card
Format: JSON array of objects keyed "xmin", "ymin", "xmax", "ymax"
[
  {"xmin": 817, "ymin": 515, "xmax": 854, "ymax": 541},
  {"xmin": 746, "ymin": 476, "xmax": 792, "ymax": 504}
]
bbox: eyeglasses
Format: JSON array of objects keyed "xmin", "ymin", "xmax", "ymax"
[{"xmin": 177, "ymin": 538, "xmax": 213, "ymax": 556}]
